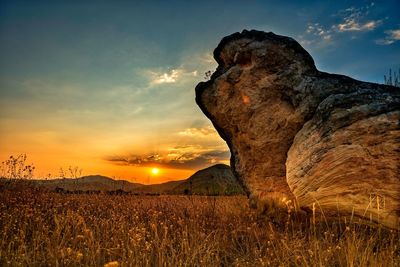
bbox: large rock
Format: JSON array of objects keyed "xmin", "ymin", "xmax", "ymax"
[{"xmin": 195, "ymin": 30, "xmax": 400, "ymax": 229}]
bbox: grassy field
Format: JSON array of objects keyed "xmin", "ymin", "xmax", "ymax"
[{"xmin": 0, "ymin": 190, "xmax": 399, "ymax": 266}]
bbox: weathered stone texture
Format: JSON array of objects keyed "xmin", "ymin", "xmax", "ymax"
[{"xmin": 196, "ymin": 30, "xmax": 400, "ymax": 229}]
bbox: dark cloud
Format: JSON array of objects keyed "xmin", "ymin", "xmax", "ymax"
[{"xmin": 106, "ymin": 149, "xmax": 230, "ymax": 170}]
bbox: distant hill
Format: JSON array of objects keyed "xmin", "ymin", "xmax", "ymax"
[
  {"xmin": 45, "ymin": 175, "xmax": 143, "ymax": 191},
  {"xmin": 0, "ymin": 175, "xmax": 142, "ymax": 192},
  {"xmin": 169, "ymin": 164, "xmax": 245, "ymax": 195},
  {"xmin": 0, "ymin": 165, "xmax": 245, "ymax": 195},
  {"xmin": 134, "ymin": 180, "xmax": 184, "ymax": 194}
]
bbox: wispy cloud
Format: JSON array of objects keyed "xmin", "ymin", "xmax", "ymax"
[
  {"xmin": 146, "ymin": 68, "xmax": 198, "ymax": 86},
  {"xmin": 298, "ymin": 23, "xmax": 334, "ymax": 47},
  {"xmin": 299, "ymin": 2, "xmax": 383, "ymax": 47},
  {"xmin": 334, "ymin": 4, "xmax": 382, "ymax": 32},
  {"xmin": 106, "ymin": 145, "xmax": 230, "ymax": 170},
  {"xmin": 142, "ymin": 51, "xmax": 216, "ymax": 87},
  {"xmin": 198, "ymin": 53, "xmax": 215, "ymax": 65},
  {"xmin": 151, "ymin": 69, "xmax": 181, "ymax": 84},
  {"xmin": 376, "ymin": 29, "xmax": 400, "ymax": 45},
  {"xmin": 337, "ymin": 20, "xmax": 380, "ymax": 32},
  {"xmin": 301, "ymin": 23, "xmax": 333, "ymax": 45},
  {"xmin": 178, "ymin": 126, "xmax": 218, "ymax": 138}
]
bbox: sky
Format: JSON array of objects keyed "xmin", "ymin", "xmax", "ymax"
[{"xmin": 0, "ymin": 0, "xmax": 399, "ymax": 183}]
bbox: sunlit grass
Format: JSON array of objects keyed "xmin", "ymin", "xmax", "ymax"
[{"xmin": 0, "ymin": 190, "xmax": 398, "ymax": 266}]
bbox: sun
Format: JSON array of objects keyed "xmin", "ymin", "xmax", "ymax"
[{"xmin": 151, "ymin": 168, "xmax": 159, "ymax": 175}]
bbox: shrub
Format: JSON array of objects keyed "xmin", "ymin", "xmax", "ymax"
[{"xmin": 0, "ymin": 154, "xmax": 35, "ymax": 179}]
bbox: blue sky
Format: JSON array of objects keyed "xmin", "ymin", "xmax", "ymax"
[{"xmin": 0, "ymin": 0, "xmax": 399, "ymax": 181}]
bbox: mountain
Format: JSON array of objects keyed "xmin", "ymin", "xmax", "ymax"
[
  {"xmin": 169, "ymin": 164, "xmax": 245, "ymax": 195},
  {"xmin": 133, "ymin": 180, "xmax": 184, "ymax": 194},
  {"xmin": 48, "ymin": 175, "xmax": 142, "ymax": 191},
  {"xmin": 1, "ymin": 175, "xmax": 142, "ymax": 192},
  {"xmin": 0, "ymin": 165, "xmax": 245, "ymax": 195}
]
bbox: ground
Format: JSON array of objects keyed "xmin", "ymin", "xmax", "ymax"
[{"xmin": 0, "ymin": 190, "xmax": 399, "ymax": 266}]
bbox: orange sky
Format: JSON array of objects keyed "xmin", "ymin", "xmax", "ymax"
[
  {"xmin": 0, "ymin": 10, "xmax": 231, "ymax": 184},
  {"xmin": 0, "ymin": 112, "xmax": 229, "ymax": 184}
]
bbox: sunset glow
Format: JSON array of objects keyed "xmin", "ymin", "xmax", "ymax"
[
  {"xmin": 0, "ymin": 2, "xmax": 399, "ymax": 266},
  {"xmin": 151, "ymin": 168, "xmax": 160, "ymax": 175},
  {"xmin": 0, "ymin": 1, "xmax": 398, "ymax": 184}
]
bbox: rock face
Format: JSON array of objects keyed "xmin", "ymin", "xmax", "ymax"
[{"xmin": 195, "ymin": 30, "xmax": 400, "ymax": 229}]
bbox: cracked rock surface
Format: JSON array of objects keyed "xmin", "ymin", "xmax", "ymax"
[{"xmin": 195, "ymin": 30, "xmax": 400, "ymax": 229}]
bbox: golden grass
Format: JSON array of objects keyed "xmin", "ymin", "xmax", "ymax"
[{"xmin": 0, "ymin": 190, "xmax": 399, "ymax": 266}]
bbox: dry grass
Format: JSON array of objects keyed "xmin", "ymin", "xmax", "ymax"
[{"xmin": 0, "ymin": 190, "xmax": 399, "ymax": 267}]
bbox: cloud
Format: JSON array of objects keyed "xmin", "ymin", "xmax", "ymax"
[
  {"xmin": 146, "ymin": 67, "xmax": 198, "ymax": 86},
  {"xmin": 198, "ymin": 53, "xmax": 215, "ymax": 64},
  {"xmin": 150, "ymin": 69, "xmax": 181, "ymax": 84},
  {"xmin": 300, "ymin": 2, "xmax": 383, "ymax": 46},
  {"xmin": 335, "ymin": 17, "xmax": 381, "ymax": 32},
  {"xmin": 298, "ymin": 23, "xmax": 334, "ymax": 47},
  {"xmin": 303, "ymin": 23, "xmax": 333, "ymax": 43},
  {"xmin": 332, "ymin": 2, "xmax": 382, "ymax": 32},
  {"xmin": 106, "ymin": 146, "xmax": 230, "ymax": 170},
  {"xmin": 142, "ymin": 51, "xmax": 216, "ymax": 87},
  {"xmin": 334, "ymin": 3, "xmax": 382, "ymax": 32},
  {"xmin": 337, "ymin": 19, "xmax": 380, "ymax": 32},
  {"xmin": 376, "ymin": 29, "xmax": 400, "ymax": 45},
  {"xmin": 178, "ymin": 126, "xmax": 218, "ymax": 138}
]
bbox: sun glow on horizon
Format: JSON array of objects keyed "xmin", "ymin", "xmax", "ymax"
[{"xmin": 151, "ymin": 167, "xmax": 160, "ymax": 175}]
